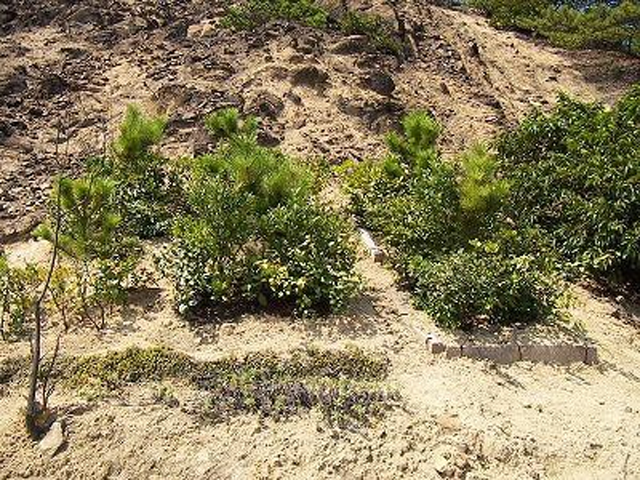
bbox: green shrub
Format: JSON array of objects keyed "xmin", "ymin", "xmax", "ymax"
[
  {"xmin": 204, "ymin": 107, "xmax": 259, "ymax": 145},
  {"xmin": 342, "ymin": 111, "xmax": 563, "ymax": 329},
  {"xmin": 342, "ymin": 112, "xmax": 462, "ymax": 260},
  {"xmin": 497, "ymin": 85, "xmax": 640, "ymax": 284},
  {"xmin": 458, "ymin": 143, "xmax": 510, "ymax": 239},
  {"xmin": 162, "ymin": 110, "xmax": 358, "ymax": 316},
  {"xmin": 89, "ymin": 105, "xmax": 183, "ymax": 238},
  {"xmin": 408, "ymin": 239, "xmax": 562, "ymax": 329},
  {"xmin": 469, "ymin": 0, "xmax": 549, "ymax": 30},
  {"xmin": 338, "ymin": 10, "xmax": 402, "ymax": 55},
  {"xmin": 34, "ymin": 176, "xmax": 141, "ymax": 328},
  {"xmin": 470, "ymin": 0, "xmax": 640, "ymax": 56},
  {"xmin": 222, "ymin": 0, "xmax": 329, "ymax": 30},
  {"xmin": 0, "ymin": 254, "xmax": 42, "ymax": 341},
  {"xmin": 223, "ymin": 0, "xmax": 402, "ymax": 55}
]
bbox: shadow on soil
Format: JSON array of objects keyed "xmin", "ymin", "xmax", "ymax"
[{"xmin": 184, "ymin": 290, "xmax": 386, "ymax": 346}]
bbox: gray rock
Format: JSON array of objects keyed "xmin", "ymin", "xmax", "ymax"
[
  {"xmin": 38, "ymin": 421, "xmax": 66, "ymax": 458},
  {"xmin": 249, "ymin": 91, "xmax": 284, "ymax": 120},
  {"xmin": 330, "ymin": 35, "xmax": 369, "ymax": 55},
  {"xmin": 363, "ymin": 71, "xmax": 395, "ymax": 96},
  {"xmin": 291, "ymin": 66, "xmax": 329, "ymax": 89}
]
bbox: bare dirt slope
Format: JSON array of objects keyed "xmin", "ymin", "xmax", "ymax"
[
  {"xmin": 1, "ymin": 1, "xmax": 640, "ymax": 479},
  {"xmin": 1, "ymin": 0, "xmax": 639, "ymax": 239}
]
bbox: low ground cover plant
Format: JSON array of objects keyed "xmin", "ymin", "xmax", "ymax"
[
  {"xmin": 161, "ymin": 108, "xmax": 359, "ymax": 316},
  {"xmin": 469, "ymin": 0, "xmax": 640, "ymax": 56},
  {"xmin": 2, "ymin": 346, "xmax": 398, "ymax": 426}
]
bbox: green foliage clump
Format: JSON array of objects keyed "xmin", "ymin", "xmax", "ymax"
[
  {"xmin": 342, "ymin": 111, "xmax": 562, "ymax": 329},
  {"xmin": 408, "ymin": 239, "xmax": 561, "ymax": 329},
  {"xmin": 89, "ymin": 105, "xmax": 183, "ymax": 238},
  {"xmin": 0, "ymin": 254, "xmax": 42, "ymax": 341},
  {"xmin": 470, "ymin": 0, "xmax": 640, "ymax": 56},
  {"xmin": 338, "ymin": 10, "xmax": 402, "ymax": 55},
  {"xmin": 223, "ymin": 0, "xmax": 329, "ymax": 30},
  {"xmin": 34, "ymin": 176, "xmax": 141, "ymax": 329},
  {"xmin": 223, "ymin": 0, "xmax": 403, "ymax": 55},
  {"xmin": 497, "ymin": 85, "xmax": 640, "ymax": 284},
  {"xmin": 66, "ymin": 346, "xmax": 193, "ymax": 389},
  {"xmin": 204, "ymin": 107, "xmax": 259, "ymax": 145},
  {"xmin": 161, "ymin": 109, "xmax": 358, "ymax": 317}
]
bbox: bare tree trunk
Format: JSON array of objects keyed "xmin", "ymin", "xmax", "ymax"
[{"xmin": 25, "ymin": 130, "xmax": 64, "ymax": 439}]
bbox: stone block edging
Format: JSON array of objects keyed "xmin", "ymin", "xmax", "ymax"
[{"xmin": 426, "ymin": 334, "xmax": 598, "ymax": 365}]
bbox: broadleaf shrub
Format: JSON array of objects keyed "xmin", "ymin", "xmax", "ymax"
[
  {"xmin": 161, "ymin": 109, "xmax": 358, "ymax": 317},
  {"xmin": 407, "ymin": 240, "xmax": 562, "ymax": 329},
  {"xmin": 497, "ymin": 85, "xmax": 640, "ymax": 284},
  {"xmin": 342, "ymin": 111, "xmax": 563, "ymax": 329}
]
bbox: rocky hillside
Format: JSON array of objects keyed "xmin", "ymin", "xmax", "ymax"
[{"xmin": 1, "ymin": 0, "xmax": 639, "ymax": 240}]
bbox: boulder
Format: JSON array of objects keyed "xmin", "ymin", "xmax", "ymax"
[{"xmin": 248, "ymin": 91, "xmax": 285, "ymax": 120}]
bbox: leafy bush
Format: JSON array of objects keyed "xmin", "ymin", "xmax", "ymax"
[
  {"xmin": 223, "ymin": 0, "xmax": 329, "ymax": 30},
  {"xmin": 470, "ymin": 0, "xmax": 640, "ymax": 56},
  {"xmin": 408, "ymin": 239, "xmax": 562, "ymax": 329},
  {"xmin": 0, "ymin": 254, "xmax": 42, "ymax": 341},
  {"xmin": 342, "ymin": 111, "xmax": 563, "ymax": 329},
  {"xmin": 34, "ymin": 176, "xmax": 141, "ymax": 328},
  {"xmin": 497, "ymin": 85, "xmax": 640, "ymax": 284},
  {"xmin": 162, "ymin": 109, "xmax": 358, "ymax": 316},
  {"xmin": 338, "ymin": 10, "xmax": 402, "ymax": 55},
  {"xmin": 89, "ymin": 105, "xmax": 183, "ymax": 238},
  {"xmin": 223, "ymin": 0, "xmax": 403, "ymax": 55}
]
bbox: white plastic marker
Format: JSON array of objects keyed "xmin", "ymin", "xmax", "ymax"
[{"xmin": 358, "ymin": 228, "xmax": 385, "ymax": 263}]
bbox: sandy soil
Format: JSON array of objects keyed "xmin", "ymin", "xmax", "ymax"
[
  {"xmin": 1, "ymin": 239, "xmax": 639, "ymax": 479},
  {"xmin": 1, "ymin": 0, "xmax": 640, "ymax": 479}
]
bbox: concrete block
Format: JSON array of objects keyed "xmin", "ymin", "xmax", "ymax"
[
  {"xmin": 461, "ymin": 344, "xmax": 521, "ymax": 364},
  {"xmin": 585, "ymin": 345, "xmax": 599, "ymax": 365},
  {"xmin": 445, "ymin": 345, "xmax": 462, "ymax": 359},
  {"xmin": 520, "ymin": 344, "xmax": 586, "ymax": 365},
  {"xmin": 426, "ymin": 334, "xmax": 446, "ymax": 355},
  {"xmin": 429, "ymin": 341, "xmax": 446, "ymax": 355}
]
